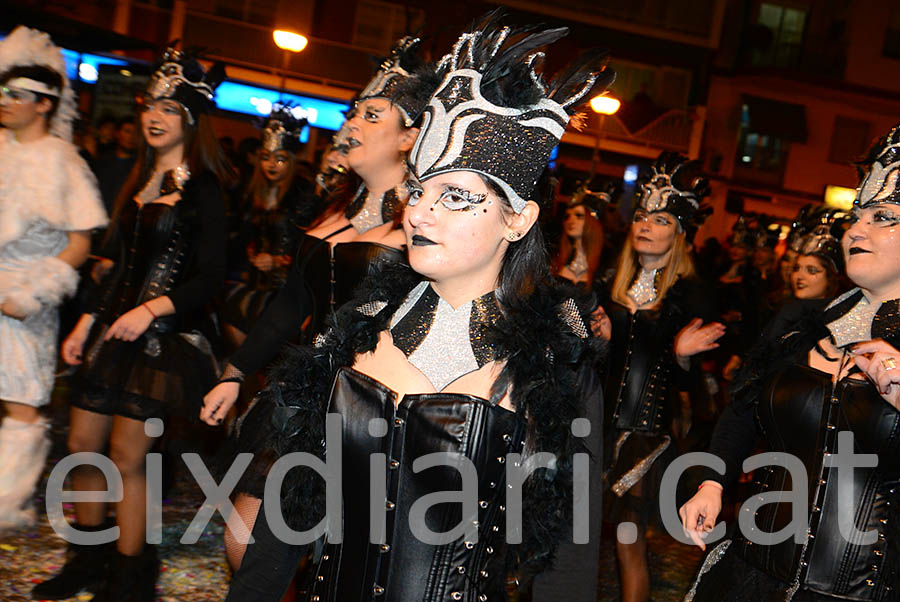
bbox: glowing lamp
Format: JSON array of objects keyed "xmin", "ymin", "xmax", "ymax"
[
  {"xmin": 273, "ymin": 30, "xmax": 308, "ymax": 53},
  {"xmin": 590, "ymin": 95, "xmax": 621, "ymax": 115}
]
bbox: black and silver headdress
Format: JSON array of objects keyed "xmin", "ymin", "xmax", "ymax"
[
  {"xmin": 356, "ymin": 36, "xmax": 428, "ymax": 127},
  {"xmin": 637, "ymin": 152, "xmax": 711, "ymax": 237},
  {"xmin": 260, "ymin": 103, "xmax": 306, "ymax": 154},
  {"xmin": 410, "ymin": 12, "xmax": 616, "ymax": 213},
  {"xmin": 569, "ymin": 181, "xmax": 618, "ymax": 218},
  {"xmin": 144, "ymin": 46, "xmax": 225, "ymax": 125},
  {"xmin": 796, "ymin": 209, "xmax": 849, "ymax": 271},
  {"xmin": 855, "ymin": 123, "xmax": 900, "ymax": 209}
]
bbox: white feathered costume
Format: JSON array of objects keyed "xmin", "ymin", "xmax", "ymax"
[
  {"xmin": 0, "ymin": 27, "xmax": 107, "ymax": 407},
  {"xmin": 0, "ymin": 27, "xmax": 107, "ymax": 528}
]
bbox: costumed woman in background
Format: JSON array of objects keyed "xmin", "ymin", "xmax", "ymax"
[
  {"xmin": 33, "ymin": 48, "xmax": 230, "ymax": 602},
  {"xmin": 201, "ymin": 35, "xmax": 437, "ymax": 428},
  {"xmin": 221, "ymin": 105, "xmax": 317, "ymax": 349},
  {"xmin": 552, "ymin": 184, "xmax": 605, "ymax": 289},
  {"xmin": 0, "ymin": 26, "xmax": 107, "ymax": 528},
  {"xmin": 595, "ymin": 152, "xmax": 723, "ymax": 602},
  {"xmin": 222, "ymin": 13, "xmax": 613, "ymax": 601},
  {"xmin": 679, "ymin": 124, "xmax": 900, "ymax": 602},
  {"xmin": 790, "ymin": 211, "xmax": 849, "ymax": 302}
]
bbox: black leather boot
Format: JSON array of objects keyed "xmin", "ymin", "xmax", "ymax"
[
  {"xmin": 91, "ymin": 545, "xmax": 159, "ymax": 602},
  {"xmin": 31, "ymin": 523, "xmax": 113, "ymax": 600}
]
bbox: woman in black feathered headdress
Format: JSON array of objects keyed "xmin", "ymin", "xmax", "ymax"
[
  {"xmin": 597, "ymin": 151, "xmax": 723, "ymax": 602},
  {"xmin": 680, "ymin": 123, "xmax": 900, "ymax": 601},
  {"xmin": 221, "ymin": 10, "xmax": 614, "ymax": 602},
  {"xmin": 37, "ymin": 45, "xmax": 231, "ymax": 600}
]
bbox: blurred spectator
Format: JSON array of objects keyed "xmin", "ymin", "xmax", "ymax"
[
  {"xmin": 92, "ymin": 116, "xmax": 138, "ymax": 213},
  {"xmin": 220, "ymin": 135, "xmax": 235, "ymax": 161}
]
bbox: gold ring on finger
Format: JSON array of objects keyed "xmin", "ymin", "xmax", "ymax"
[{"xmin": 881, "ymin": 357, "xmax": 897, "ymax": 371}]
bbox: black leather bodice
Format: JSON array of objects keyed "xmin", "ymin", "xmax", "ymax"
[
  {"xmin": 606, "ymin": 305, "xmax": 675, "ymax": 434},
  {"xmin": 243, "ymin": 204, "xmax": 302, "ymax": 289},
  {"xmin": 308, "ymin": 368, "xmax": 526, "ymax": 602},
  {"xmin": 735, "ymin": 364, "xmax": 900, "ymax": 600},
  {"xmin": 97, "ymin": 201, "xmax": 188, "ymax": 331},
  {"xmin": 295, "ymin": 233, "xmax": 406, "ymax": 338}
]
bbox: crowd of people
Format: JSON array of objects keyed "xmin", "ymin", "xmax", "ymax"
[{"xmin": 0, "ymin": 11, "xmax": 898, "ymax": 602}]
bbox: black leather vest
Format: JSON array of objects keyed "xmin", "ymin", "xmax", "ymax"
[
  {"xmin": 307, "ymin": 367, "xmax": 526, "ymax": 602},
  {"xmin": 735, "ymin": 364, "xmax": 900, "ymax": 600},
  {"xmin": 607, "ymin": 305, "xmax": 674, "ymax": 434}
]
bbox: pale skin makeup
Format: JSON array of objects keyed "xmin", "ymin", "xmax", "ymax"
[
  {"xmin": 791, "ymin": 254, "xmax": 829, "ymax": 299},
  {"xmin": 201, "ymin": 98, "xmax": 419, "ymax": 427},
  {"xmin": 680, "ymin": 202, "xmax": 900, "ymax": 550},
  {"xmin": 0, "ymin": 81, "xmax": 91, "ymax": 424}
]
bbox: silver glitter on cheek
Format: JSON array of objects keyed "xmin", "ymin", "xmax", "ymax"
[
  {"xmin": 627, "ymin": 267, "xmax": 661, "ymax": 307},
  {"xmin": 826, "ymin": 294, "xmax": 879, "ymax": 348}
]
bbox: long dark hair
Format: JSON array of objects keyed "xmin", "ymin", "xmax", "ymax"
[
  {"xmin": 490, "ymin": 168, "xmax": 552, "ymax": 306},
  {"xmin": 105, "ymin": 108, "xmax": 234, "ymax": 243}
]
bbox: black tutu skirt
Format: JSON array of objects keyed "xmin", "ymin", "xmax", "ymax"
[
  {"xmin": 687, "ymin": 540, "xmax": 870, "ymax": 602},
  {"xmin": 73, "ymin": 320, "xmax": 219, "ymax": 421},
  {"xmin": 220, "ymin": 281, "xmax": 279, "ymax": 334},
  {"xmin": 604, "ymin": 429, "xmax": 681, "ymax": 527}
]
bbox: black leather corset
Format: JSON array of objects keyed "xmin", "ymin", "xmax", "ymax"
[
  {"xmin": 308, "ymin": 368, "xmax": 526, "ymax": 602},
  {"xmin": 735, "ymin": 364, "xmax": 900, "ymax": 600},
  {"xmin": 98, "ymin": 201, "xmax": 190, "ymax": 331},
  {"xmin": 607, "ymin": 306, "xmax": 674, "ymax": 434},
  {"xmin": 295, "ymin": 235, "xmax": 406, "ymax": 339}
]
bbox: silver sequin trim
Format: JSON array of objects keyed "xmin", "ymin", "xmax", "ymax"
[
  {"xmin": 559, "ymin": 298, "xmax": 588, "ymax": 339},
  {"xmin": 611, "ymin": 435, "xmax": 671, "ymax": 497},
  {"xmin": 627, "ymin": 268, "xmax": 661, "ymax": 307},
  {"xmin": 682, "ymin": 540, "xmax": 731, "ymax": 602},
  {"xmin": 407, "ymin": 295, "xmax": 480, "ymax": 391},
  {"xmin": 826, "ymin": 290, "xmax": 879, "ymax": 348},
  {"xmin": 357, "ymin": 300, "xmax": 387, "ymax": 317},
  {"xmin": 389, "ymin": 282, "xmax": 429, "ymax": 328},
  {"xmin": 567, "ymin": 247, "xmax": 588, "ymax": 279},
  {"xmin": 349, "ymin": 189, "xmax": 386, "ymax": 233}
]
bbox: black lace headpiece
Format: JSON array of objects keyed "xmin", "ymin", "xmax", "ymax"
[
  {"xmin": 260, "ymin": 103, "xmax": 307, "ymax": 154},
  {"xmin": 855, "ymin": 122, "xmax": 900, "ymax": 208},
  {"xmin": 145, "ymin": 45, "xmax": 225, "ymax": 124},
  {"xmin": 409, "ymin": 11, "xmax": 616, "ymax": 213},
  {"xmin": 637, "ymin": 152, "xmax": 711, "ymax": 238}
]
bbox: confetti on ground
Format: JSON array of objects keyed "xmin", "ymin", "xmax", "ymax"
[{"xmin": 0, "ymin": 384, "xmax": 230, "ymax": 602}]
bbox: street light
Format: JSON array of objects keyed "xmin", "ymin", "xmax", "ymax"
[
  {"xmin": 273, "ymin": 30, "xmax": 308, "ymax": 99},
  {"xmin": 590, "ymin": 95, "xmax": 621, "ymax": 115},
  {"xmin": 588, "ymin": 94, "xmax": 620, "ymax": 177},
  {"xmin": 273, "ymin": 30, "xmax": 308, "ymax": 53}
]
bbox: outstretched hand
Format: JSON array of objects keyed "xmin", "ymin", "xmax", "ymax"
[{"xmin": 674, "ymin": 318, "xmax": 726, "ymax": 361}]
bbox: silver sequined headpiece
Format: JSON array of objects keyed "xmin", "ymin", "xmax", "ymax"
[
  {"xmin": 410, "ymin": 11, "xmax": 615, "ymax": 213},
  {"xmin": 855, "ymin": 124, "xmax": 900, "ymax": 209},
  {"xmin": 144, "ymin": 47, "xmax": 225, "ymax": 125},
  {"xmin": 260, "ymin": 104, "xmax": 306, "ymax": 153},
  {"xmin": 355, "ymin": 36, "xmax": 425, "ymax": 128},
  {"xmin": 638, "ymin": 152, "xmax": 711, "ymax": 237}
]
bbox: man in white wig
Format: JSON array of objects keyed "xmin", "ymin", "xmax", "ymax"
[{"xmin": 0, "ymin": 26, "xmax": 106, "ymax": 531}]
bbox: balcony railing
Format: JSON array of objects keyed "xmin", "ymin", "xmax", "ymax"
[{"xmin": 581, "ymin": 108, "xmax": 700, "ymax": 154}]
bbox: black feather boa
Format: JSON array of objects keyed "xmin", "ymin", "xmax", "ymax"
[{"xmin": 230, "ymin": 261, "xmax": 605, "ymax": 579}]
